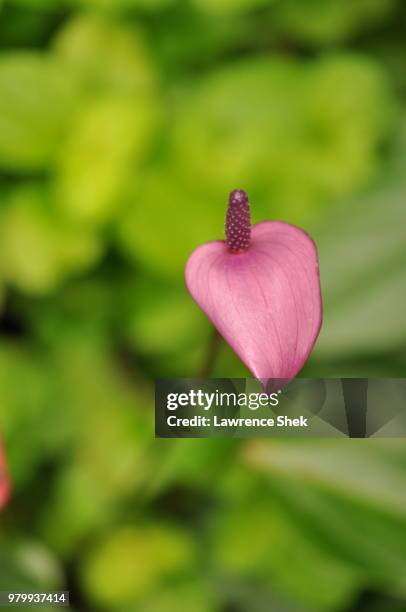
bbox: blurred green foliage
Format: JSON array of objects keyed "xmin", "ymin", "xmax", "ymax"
[
  {"xmin": 1, "ymin": 0, "xmax": 406, "ymax": 611},
  {"xmin": 0, "ymin": 52, "xmax": 80, "ymax": 170}
]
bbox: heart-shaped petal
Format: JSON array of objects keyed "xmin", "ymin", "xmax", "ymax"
[
  {"xmin": 0, "ymin": 439, "xmax": 10, "ymax": 510},
  {"xmin": 186, "ymin": 220, "xmax": 322, "ymax": 381}
]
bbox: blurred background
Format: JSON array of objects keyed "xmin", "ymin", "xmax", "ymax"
[{"xmin": 1, "ymin": 0, "xmax": 406, "ymax": 610}]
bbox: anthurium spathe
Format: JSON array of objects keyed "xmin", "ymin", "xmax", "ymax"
[
  {"xmin": 0, "ymin": 437, "xmax": 10, "ymax": 509},
  {"xmin": 185, "ymin": 190, "xmax": 322, "ymax": 381}
]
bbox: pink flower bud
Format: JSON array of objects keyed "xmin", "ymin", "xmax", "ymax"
[
  {"xmin": 185, "ymin": 190, "xmax": 322, "ymax": 382},
  {"xmin": 0, "ymin": 438, "xmax": 10, "ymax": 510}
]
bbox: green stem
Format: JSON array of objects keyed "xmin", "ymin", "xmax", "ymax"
[{"xmin": 199, "ymin": 327, "xmax": 222, "ymax": 377}]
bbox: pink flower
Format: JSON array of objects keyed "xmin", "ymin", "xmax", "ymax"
[
  {"xmin": 185, "ymin": 190, "xmax": 322, "ymax": 382},
  {"xmin": 0, "ymin": 438, "xmax": 10, "ymax": 510}
]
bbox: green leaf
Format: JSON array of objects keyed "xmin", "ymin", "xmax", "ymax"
[
  {"xmin": 244, "ymin": 439, "xmax": 406, "ymax": 594},
  {"xmin": 0, "ymin": 538, "xmax": 62, "ymax": 594},
  {"xmin": 211, "ymin": 499, "xmax": 362, "ymax": 610},
  {"xmin": 55, "ymin": 95, "xmax": 158, "ymax": 226},
  {"xmin": 0, "ymin": 342, "xmax": 65, "ymax": 489},
  {"xmin": 0, "ymin": 186, "xmax": 102, "ymax": 294},
  {"xmin": 272, "ymin": 0, "xmax": 396, "ymax": 45},
  {"xmin": 122, "ymin": 275, "xmax": 209, "ymax": 356},
  {"xmin": 53, "ymin": 14, "xmax": 155, "ymax": 96},
  {"xmin": 35, "ymin": 339, "xmax": 152, "ymax": 553},
  {"xmin": 169, "ymin": 54, "xmax": 394, "ymax": 227},
  {"xmin": 81, "ymin": 525, "xmax": 195, "ymax": 606},
  {"xmin": 8, "ymin": 0, "xmax": 62, "ymax": 7},
  {"xmin": 73, "ymin": 0, "xmax": 174, "ymax": 9},
  {"xmin": 312, "ymin": 176, "xmax": 406, "ymax": 359},
  {"xmin": 140, "ymin": 581, "xmax": 216, "ymax": 612},
  {"xmin": 193, "ymin": 0, "xmax": 275, "ymax": 16},
  {"xmin": 0, "ymin": 52, "xmax": 79, "ymax": 171},
  {"xmin": 116, "ymin": 167, "xmax": 222, "ymax": 278}
]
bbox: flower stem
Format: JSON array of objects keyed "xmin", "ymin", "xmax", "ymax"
[{"xmin": 199, "ymin": 327, "xmax": 222, "ymax": 377}]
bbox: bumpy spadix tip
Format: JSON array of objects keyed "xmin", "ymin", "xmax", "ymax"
[{"xmin": 225, "ymin": 189, "xmax": 251, "ymax": 252}]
